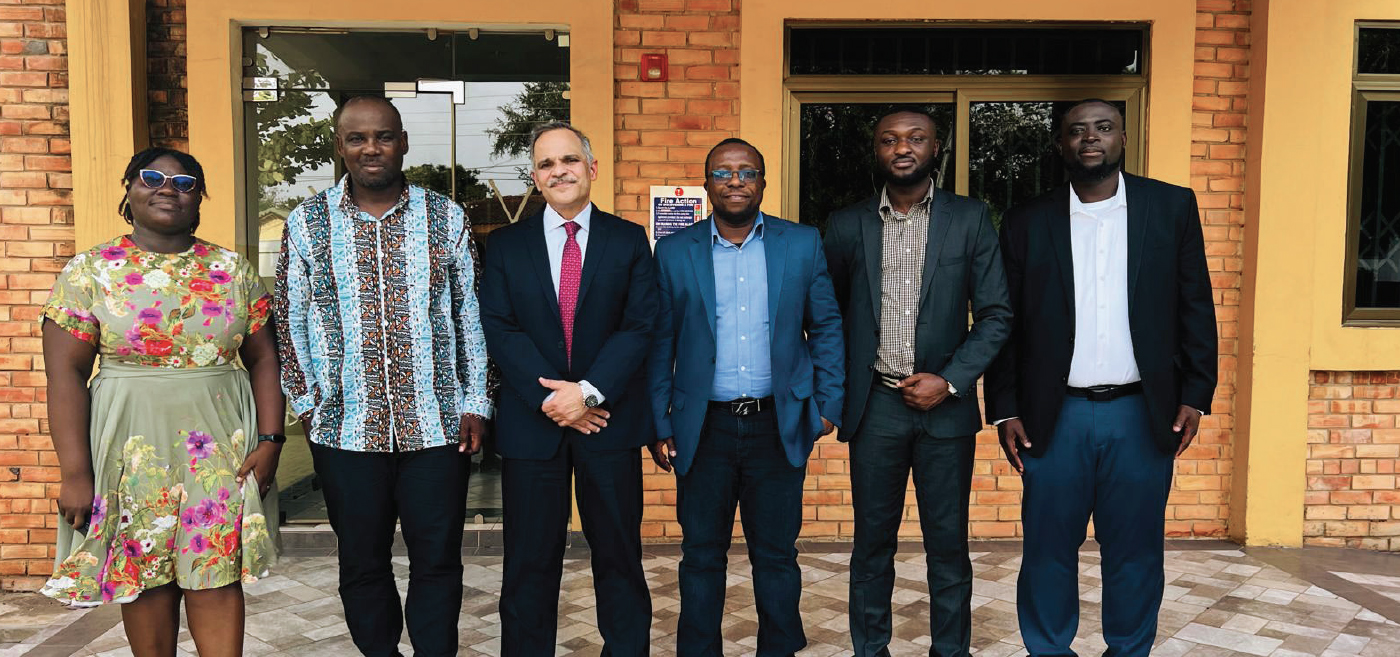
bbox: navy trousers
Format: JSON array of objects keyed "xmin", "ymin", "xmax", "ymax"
[
  {"xmin": 1018, "ymin": 393, "xmax": 1174, "ymax": 657},
  {"xmin": 499, "ymin": 439, "xmax": 651, "ymax": 657},
  {"xmin": 849, "ymin": 384, "xmax": 975, "ymax": 657},
  {"xmin": 676, "ymin": 404, "xmax": 807, "ymax": 657}
]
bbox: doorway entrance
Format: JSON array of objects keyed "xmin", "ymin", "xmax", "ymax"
[{"xmin": 242, "ymin": 27, "xmax": 570, "ymax": 524}]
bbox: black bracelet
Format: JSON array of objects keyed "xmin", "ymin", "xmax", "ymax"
[{"xmin": 257, "ymin": 433, "xmax": 287, "ymax": 444}]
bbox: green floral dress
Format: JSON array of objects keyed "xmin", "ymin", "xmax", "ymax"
[{"xmin": 39, "ymin": 236, "xmax": 278, "ymax": 607}]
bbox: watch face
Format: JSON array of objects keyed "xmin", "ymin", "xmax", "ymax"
[{"xmin": 585, "ymin": 394, "xmax": 600, "ymax": 408}]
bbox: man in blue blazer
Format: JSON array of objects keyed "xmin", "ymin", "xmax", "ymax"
[{"xmin": 647, "ymin": 138, "xmax": 844, "ymax": 657}]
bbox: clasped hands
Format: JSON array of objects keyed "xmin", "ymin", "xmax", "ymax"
[
  {"xmin": 896, "ymin": 372, "xmax": 952, "ymax": 411},
  {"xmin": 540, "ymin": 378, "xmax": 609, "ymax": 434}
]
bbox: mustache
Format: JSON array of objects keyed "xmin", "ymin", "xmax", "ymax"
[{"xmin": 547, "ymin": 176, "xmax": 579, "ymax": 187}]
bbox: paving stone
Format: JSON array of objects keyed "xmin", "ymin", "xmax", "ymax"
[{"xmin": 6, "ymin": 547, "xmax": 1400, "ymax": 656}]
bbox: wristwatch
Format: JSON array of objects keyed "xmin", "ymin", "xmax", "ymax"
[
  {"xmin": 584, "ymin": 394, "xmax": 600, "ymax": 408},
  {"xmin": 257, "ymin": 433, "xmax": 287, "ymax": 445}
]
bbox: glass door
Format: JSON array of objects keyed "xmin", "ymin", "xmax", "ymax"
[{"xmin": 241, "ymin": 27, "xmax": 570, "ymax": 525}]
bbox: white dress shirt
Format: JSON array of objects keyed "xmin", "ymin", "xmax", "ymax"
[
  {"xmin": 544, "ymin": 202, "xmax": 592, "ymax": 294},
  {"xmin": 993, "ymin": 174, "xmax": 1199, "ymax": 425},
  {"xmin": 1067, "ymin": 172, "xmax": 1141, "ymax": 388},
  {"xmin": 541, "ymin": 202, "xmax": 603, "ymax": 403}
]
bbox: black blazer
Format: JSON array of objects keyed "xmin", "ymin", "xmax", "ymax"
[
  {"xmin": 479, "ymin": 205, "xmax": 658, "ymax": 459},
  {"xmin": 984, "ymin": 173, "xmax": 1218, "ymax": 457},
  {"xmin": 823, "ymin": 190, "xmax": 1012, "ymax": 439}
]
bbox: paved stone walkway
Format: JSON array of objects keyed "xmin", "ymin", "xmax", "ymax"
[{"xmin": 2, "ymin": 541, "xmax": 1399, "ymax": 656}]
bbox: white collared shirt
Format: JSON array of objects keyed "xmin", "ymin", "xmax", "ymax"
[
  {"xmin": 1067, "ymin": 172, "xmax": 1140, "ymax": 388},
  {"xmin": 540, "ymin": 202, "xmax": 602, "ymax": 404},
  {"xmin": 543, "ymin": 202, "xmax": 592, "ymax": 295}
]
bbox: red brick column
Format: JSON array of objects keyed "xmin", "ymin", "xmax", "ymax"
[
  {"xmin": 612, "ymin": 0, "xmax": 739, "ymax": 228},
  {"xmin": 615, "ymin": 0, "xmax": 741, "ymax": 541},
  {"xmin": 1161, "ymin": 0, "xmax": 1250, "ymax": 538},
  {"xmin": 0, "ymin": 0, "xmax": 73, "ymax": 590},
  {"xmin": 147, "ymin": 0, "xmax": 188, "ymax": 150}
]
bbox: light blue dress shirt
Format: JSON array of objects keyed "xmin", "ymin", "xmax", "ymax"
[{"xmin": 710, "ymin": 214, "xmax": 772, "ymax": 401}]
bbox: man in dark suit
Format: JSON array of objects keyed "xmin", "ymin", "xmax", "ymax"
[
  {"xmin": 647, "ymin": 138, "xmax": 844, "ymax": 656},
  {"xmin": 479, "ymin": 122, "xmax": 656, "ymax": 656},
  {"xmin": 985, "ymin": 99, "xmax": 1217, "ymax": 657},
  {"xmin": 823, "ymin": 108, "xmax": 1012, "ymax": 657}
]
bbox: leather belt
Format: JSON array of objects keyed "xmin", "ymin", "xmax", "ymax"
[
  {"xmin": 708, "ymin": 396, "xmax": 775, "ymax": 417},
  {"xmin": 875, "ymin": 372, "xmax": 905, "ymax": 390},
  {"xmin": 1066, "ymin": 382, "xmax": 1142, "ymax": 402}
]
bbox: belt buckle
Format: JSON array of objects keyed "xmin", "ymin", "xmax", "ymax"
[
  {"xmin": 1085, "ymin": 385, "xmax": 1115, "ymax": 402},
  {"xmin": 731, "ymin": 398, "xmax": 758, "ymax": 416}
]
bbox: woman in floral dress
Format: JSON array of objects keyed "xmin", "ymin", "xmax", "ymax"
[{"xmin": 40, "ymin": 147, "xmax": 284, "ymax": 657}]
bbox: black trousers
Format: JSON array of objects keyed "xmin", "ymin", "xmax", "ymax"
[
  {"xmin": 849, "ymin": 384, "xmax": 975, "ymax": 657},
  {"xmin": 676, "ymin": 404, "xmax": 807, "ymax": 657},
  {"xmin": 499, "ymin": 438, "xmax": 651, "ymax": 656},
  {"xmin": 310, "ymin": 442, "xmax": 471, "ymax": 657}
]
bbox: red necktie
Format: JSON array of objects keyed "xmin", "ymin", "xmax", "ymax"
[{"xmin": 559, "ymin": 221, "xmax": 582, "ymax": 364}]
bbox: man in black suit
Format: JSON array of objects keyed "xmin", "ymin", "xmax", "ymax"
[
  {"xmin": 985, "ymin": 99, "xmax": 1217, "ymax": 657},
  {"xmin": 823, "ymin": 107, "xmax": 1012, "ymax": 657},
  {"xmin": 479, "ymin": 121, "xmax": 656, "ymax": 656}
]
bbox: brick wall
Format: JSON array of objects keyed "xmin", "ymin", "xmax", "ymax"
[
  {"xmin": 613, "ymin": 0, "xmax": 743, "ymax": 541},
  {"xmin": 1305, "ymin": 371, "xmax": 1400, "ymax": 550},
  {"xmin": 1166, "ymin": 0, "xmax": 1250, "ymax": 539},
  {"xmin": 147, "ymin": 0, "xmax": 188, "ymax": 150},
  {"xmin": 0, "ymin": 0, "xmax": 72, "ymax": 590}
]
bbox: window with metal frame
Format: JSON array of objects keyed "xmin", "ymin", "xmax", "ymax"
[
  {"xmin": 1345, "ymin": 23, "xmax": 1400, "ymax": 324},
  {"xmin": 783, "ymin": 24, "xmax": 1148, "ymax": 232}
]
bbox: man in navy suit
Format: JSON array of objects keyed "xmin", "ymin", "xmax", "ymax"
[
  {"xmin": 987, "ymin": 100, "xmax": 1217, "ymax": 656},
  {"xmin": 647, "ymin": 138, "xmax": 844, "ymax": 657},
  {"xmin": 480, "ymin": 122, "xmax": 656, "ymax": 656}
]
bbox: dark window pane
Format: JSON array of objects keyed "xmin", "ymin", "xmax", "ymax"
[
  {"xmin": 248, "ymin": 30, "xmax": 453, "ymax": 90},
  {"xmin": 797, "ymin": 103, "xmax": 955, "ymax": 232},
  {"xmin": 1354, "ymin": 100, "xmax": 1400, "ymax": 310},
  {"xmin": 452, "ymin": 32, "xmax": 568, "ymax": 82},
  {"xmin": 966, "ymin": 100, "xmax": 1126, "ymax": 227},
  {"xmin": 790, "ymin": 27, "xmax": 1143, "ymax": 76},
  {"xmin": 1358, "ymin": 27, "xmax": 1400, "ymax": 75},
  {"xmin": 968, "ymin": 102, "xmax": 1057, "ymax": 227}
]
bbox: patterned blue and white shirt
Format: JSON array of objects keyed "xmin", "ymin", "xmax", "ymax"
[{"xmin": 274, "ymin": 175, "xmax": 492, "ymax": 452}]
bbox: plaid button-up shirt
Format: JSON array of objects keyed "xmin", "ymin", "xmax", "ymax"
[
  {"xmin": 275, "ymin": 176, "xmax": 492, "ymax": 452},
  {"xmin": 874, "ymin": 182, "xmax": 934, "ymax": 379}
]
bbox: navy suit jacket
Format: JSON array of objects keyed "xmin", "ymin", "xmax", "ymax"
[
  {"xmin": 480, "ymin": 205, "xmax": 658, "ymax": 459},
  {"xmin": 985, "ymin": 174, "xmax": 1218, "ymax": 456},
  {"xmin": 647, "ymin": 216, "xmax": 845, "ymax": 476}
]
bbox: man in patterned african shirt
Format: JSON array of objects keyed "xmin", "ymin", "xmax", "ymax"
[{"xmin": 274, "ymin": 95, "xmax": 491, "ymax": 657}]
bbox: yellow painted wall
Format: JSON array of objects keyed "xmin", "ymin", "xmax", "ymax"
[
  {"xmin": 182, "ymin": 0, "xmax": 615, "ymax": 250},
  {"xmin": 1234, "ymin": 0, "xmax": 1400, "ymax": 547},
  {"xmin": 740, "ymin": 0, "xmax": 1198, "ymax": 212},
  {"xmin": 67, "ymin": 0, "xmax": 147, "ymax": 251}
]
